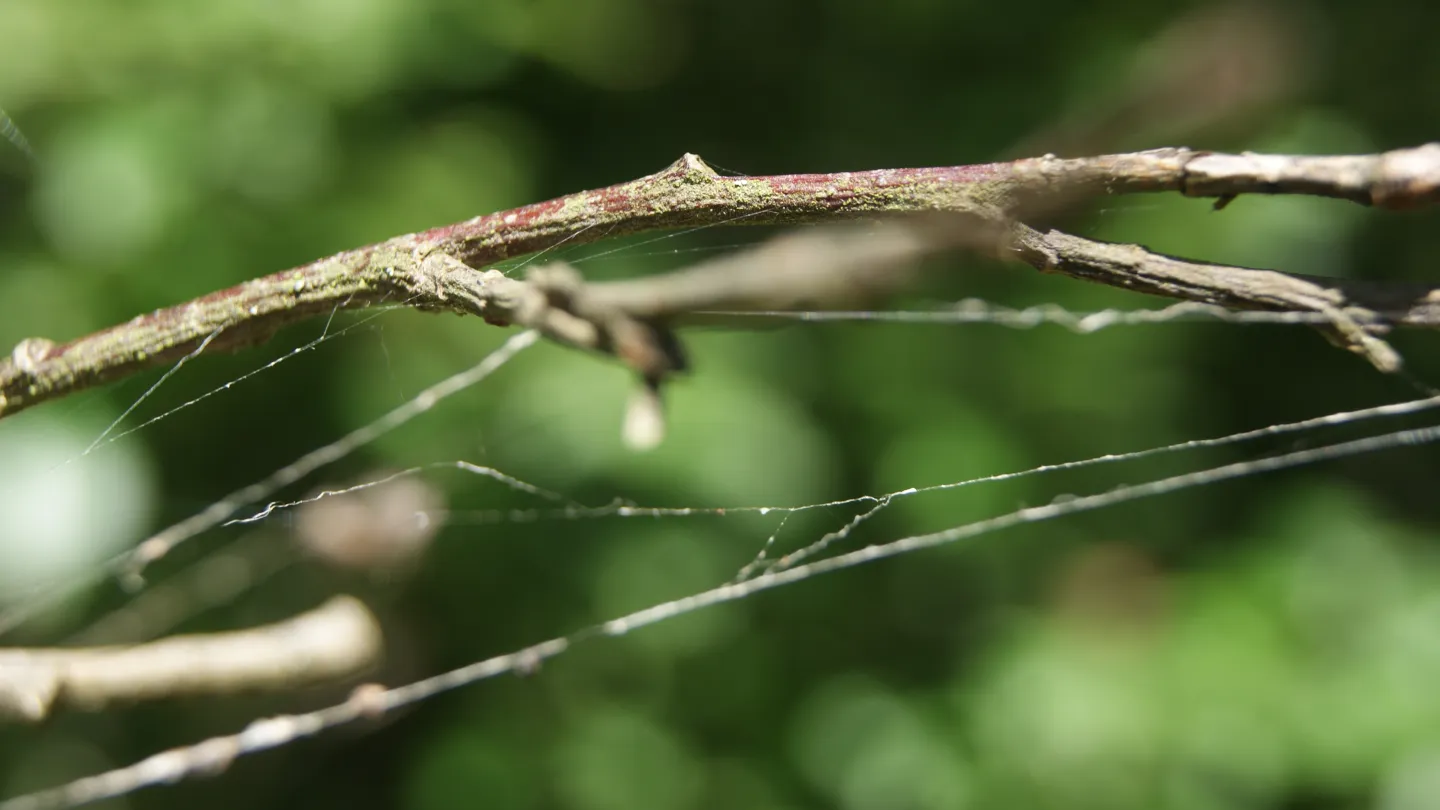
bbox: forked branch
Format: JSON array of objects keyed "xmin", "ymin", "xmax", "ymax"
[{"xmin": 3, "ymin": 144, "xmax": 1438, "ymax": 419}]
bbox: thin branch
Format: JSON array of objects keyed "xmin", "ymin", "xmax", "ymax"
[
  {"xmin": 3, "ymin": 144, "xmax": 1437, "ymax": 419},
  {"xmin": 1010, "ymin": 226, "xmax": 1440, "ymax": 371},
  {"xmin": 0, "ymin": 596, "xmax": 381, "ymax": 723}
]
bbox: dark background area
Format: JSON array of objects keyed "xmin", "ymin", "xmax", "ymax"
[{"xmin": 2, "ymin": 2, "xmax": 1440, "ymax": 808}]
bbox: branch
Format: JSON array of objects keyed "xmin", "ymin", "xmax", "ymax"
[
  {"xmin": 1009, "ymin": 226, "xmax": 1440, "ymax": 372},
  {"xmin": 3, "ymin": 144, "xmax": 1438, "ymax": 419},
  {"xmin": 0, "ymin": 596, "xmax": 382, "ymax": 723}
]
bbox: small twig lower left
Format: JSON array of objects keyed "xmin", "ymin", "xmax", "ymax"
[{"xmin": 0, "ymin": 596, "xmax": 381, "ymax": 723}]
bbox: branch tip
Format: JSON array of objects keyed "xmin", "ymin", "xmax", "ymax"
[{"xmin": 1373, "ymin": 142, "xmax": 1440, "ymax": 209}]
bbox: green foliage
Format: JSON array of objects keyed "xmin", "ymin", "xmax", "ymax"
[{"xmin": 2, "ymin": 1, "xmax": 1439, "ymax": 809}]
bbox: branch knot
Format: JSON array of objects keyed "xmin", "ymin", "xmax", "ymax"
[
  {"xmin": 661, "ymin": 153, "xmax": 720, "ymax": 185},
  {"xmin": 10, "ymin": 338, "xmax": 55, "ymax": 378}
]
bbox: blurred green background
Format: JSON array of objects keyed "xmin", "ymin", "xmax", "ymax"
[{"xmin": 2, "ymin": 1, "xmax": 1440, "ymax": 809}]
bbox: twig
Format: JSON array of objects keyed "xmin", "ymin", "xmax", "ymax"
[
  {"xmin": 3, "ymin": 144, "xmax": 1437, "ymax": 419},
  {"xmin": 0, "ymin": 596, "xmax": 382, "ymax": 723},
  {"xmin": 1009, "ymin": 226, "xmax": 1440, "ymax": 371}
]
